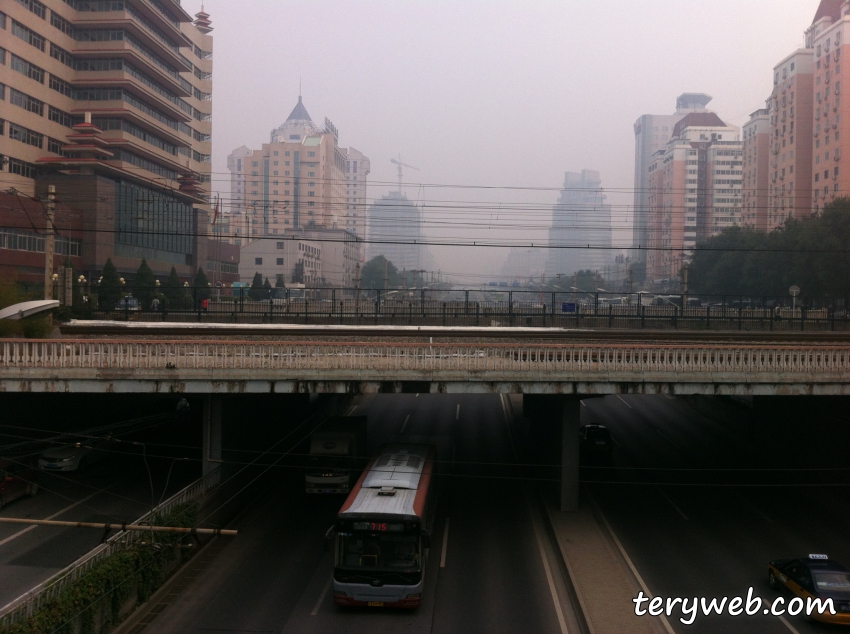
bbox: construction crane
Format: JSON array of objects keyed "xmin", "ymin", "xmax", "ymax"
[{"xmin": 390, "ymin": 155, "xmax": 419, "ymax": 195}]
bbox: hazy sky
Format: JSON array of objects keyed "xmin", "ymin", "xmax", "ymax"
[{"xmin": 183, "ymin": 0, "xmax": 820, "ymax": 283}]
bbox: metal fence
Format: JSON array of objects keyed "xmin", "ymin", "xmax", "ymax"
[
  {"xmin": 77, "ymin": 288, "xmax": 850, "ymax": 332},
  {"xmin": 0, "ymin": 468, "xmax": 222, "ymax": 627}
]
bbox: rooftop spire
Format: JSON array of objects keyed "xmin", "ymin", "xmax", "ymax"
[{"xmin": 286, "ymin": 95, "xmax": 313, "ymax": 122}]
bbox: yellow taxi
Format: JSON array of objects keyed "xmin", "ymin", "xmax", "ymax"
[{"xmin": 768, "ymin": 554, "xmax": 850, "ymax": 625}]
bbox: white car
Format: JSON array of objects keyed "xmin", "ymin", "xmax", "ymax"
[{"xmin": 38, "ymin": 443, "xmax": 103, "ymax": 472}]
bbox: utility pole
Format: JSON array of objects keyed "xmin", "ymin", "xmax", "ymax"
[
  {"xmin": 383, "ymin": 258, "xmax": 388, "ymax": 291},
  {"xmin": 44, "ymin": 185, "xmax": 56, "ymax": 300},
  {"xmin": 354, "ymin": 261, "xmax": 361, "ymax": 307}
]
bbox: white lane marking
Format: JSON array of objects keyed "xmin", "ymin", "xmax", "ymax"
[
  {"xmin": 348, "ymin": 405, "xmax": 358, "ymax": 413},
  {"xmin": 0, "ymin": 490, "xmax": 103, "ymax": 547},
  {"xmin": 777, "ymin": 614, "xmax": 800, "ymax": 633},
  {"xmin": 440, "ymin": 518, "xmax": 450, "ymax": 568},
  {"xmin": 415, "ymin": 393, "xmax": 419, "ymax": 397},
  {"xmin": 589, "ymin": 493, "xmax": 676, "ymax": 634},
  {"xmin": 611, "ymin": 436, "xmax": 621, "ymax": 448},
  {"xmin": 311, "ymin": 576, "xmax": 333, "ymax": 616},
  {"xmin": 654, "ymin": 428, "xmax": 683, "ymax": 452},
  {"xmin": 527, "ymin": 496, "xmax": 569, "ymax": 634},
  {"xmin": 400, "ymin": 414, "xmax": 410, "ymax": 434},
  {"xmin": 656, "ymin": 487, "xmax": 689, "ymax": 520},
  {"xmin": 615, "ymin": 395, "xmax": 632, "ymax": 409},
  {"xmin": 736, "ymin": 495, "xmax": 774, "ymax": 524},
  {"xmin": 455, "ymin": 404, "xmax": 460, "ymax": 421},
  {"xmin": 580, "ymin": 400, "xmax": 586, "ymax": 407}
]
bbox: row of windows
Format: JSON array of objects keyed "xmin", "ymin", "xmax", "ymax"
[
  {"xmin": 8, "ymin": 121, "xmax": 44, "ymax": 148},
  {"xmin": 0, "ymin": 228, "xmax": 82, "ymax": 256},
  {"xmin": 9, "ymin": 87, "xmax": 44, "ymax": 115},
  {"xmin": 4, "ymin": 156, "xmax": 40, "ymax": 179},
  {"xmin": 91, "ymin": 117, "xmax": 179, "ymax": 155},
  {"xmin": 11, "ymin": 53, "xmax": 45, "ymax": 83},
  {"xmin": 12, "ymin": 20, "xmax": 46, "ymax": 51},
  {"xmin": 112, "ymin": 149, "xmax": 177, "ymax": 181},
  {"xmin": 15, "ymin": 0, "xmax": 46, "ymax": 20}
]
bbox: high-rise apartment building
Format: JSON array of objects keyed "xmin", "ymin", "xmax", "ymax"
[
  {"xmin": 343, "ymin": 147, "xmax": 369, "ymax": 238},
  {"xmin": 767, "ymin": 49, "xmax": 814, "ymax": 231},
  {"xmin": 742, "ymin": 108, "xmax": 770, "ymax": 231},
  {"xmin": 367, "ymin": 192, "xmax": 424, "ymax": 273},
  {"xmin": 806, "ymin": 1, "xmax": 850, "ymax": 214},
  {"xmin": 545, "ymin": 170, "xmax": 611, "ymax": 279},
  {"xmin": 632, "ymin": 93, "xmax": 713, "ymax": 260},
  {"xmin": 0, "ymin": 0, "xmax": 215, "ymax": 283},
  {"xmin": 645, "ymin": 113, "xmax": 742, "ymax": 282}
]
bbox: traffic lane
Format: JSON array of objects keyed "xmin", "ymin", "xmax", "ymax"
[
  {"xmin": 432, "ymin": 394, "xmax": 566, "ymax": 634},
  {"xmin": 149, "ymin": 475, "xmax": 339, "ymax": 634},
  {"xmin": 587, "ymin": 396, "xmax": 845, "ymax": 633},
  {"xmin": 0, "ymin": 456, "xmax": 197, "ymax": 607}
]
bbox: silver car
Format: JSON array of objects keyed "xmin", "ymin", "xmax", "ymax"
[{"xmin": 38, "ymin": 443, "xmax": 104, "ymax": 472}]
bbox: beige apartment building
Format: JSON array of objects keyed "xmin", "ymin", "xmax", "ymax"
[
  {"xmin": 767, "ymin": 49, "xmax": 814, "ymax": 231},
  {"xmin": 0, "ymin": 0, "xmax": 215, "ymax": 281},
  {"xmin": 742, "ymin": 108, "xmax": 770, "ymax": 231},
  {"xmin": 646, "ymin": 113, "xmax": 742, "ymax": 282},
  {"xmin": 807, "ymin": 1, "xmax": 850, "ymax": 214},
  {"xmin": 227, "ymin": 96, "xmax": 367, "ymax": 287}
]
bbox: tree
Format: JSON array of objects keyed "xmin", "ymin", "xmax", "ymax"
[
  {"xmin": 163, "ymin": 266, "xmax": 184, "ymax": 309},
  {"xmin": 98, "ymin": 258, "xmax": 122, "ymax": 310},
  {"xmin": 275, "ymin": 274, "xmax": 286, "ymax": 288},
  {"xmin": 687, "ymin": 197, "xmax": 850, "ymax": 298},
  {"xmin": 134, "ymin": 259, "xmax": 156, "ymax": 310},
  {"xmin": 360, "ymin": 256, "xmax": 399, "ymax": 289},
  {"xmin": 193, "ymin": 267, "xmax": 211, "ymax": 304},
  {"xmin": 248, "ymin": 272, "xmax": 265, "ymax": 301},
  {"xmin": 263, "ymin": 277, "xmax": 272, "ymax": 297}
]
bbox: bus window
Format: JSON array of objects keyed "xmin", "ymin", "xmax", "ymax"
[{"xmin": 339, "ymin": 533, "xmax": 420, "ymax": 570}]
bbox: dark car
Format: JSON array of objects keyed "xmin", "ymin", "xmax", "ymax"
[
  {"xmin": 768, "ymin": 554, "xmax": 850, "ymax": 624},
  {"xmin": 0, "ymin": 459, "xmax": 39, "ymax": 510},
  {"xmin": 579, "ymin": 424, "xmax": 613, "ymax": 460}
]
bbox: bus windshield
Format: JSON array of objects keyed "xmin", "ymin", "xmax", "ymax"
[{"xmin": 338, "ymin": 532, "xmax": 420, "ymax": 572}]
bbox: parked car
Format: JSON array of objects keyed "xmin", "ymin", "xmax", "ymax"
[
  {"xmin": 0, "ymin": 459, "xmax": 38, "ymax": 509},
  {"xmin": 38, "ymin": 442, "xmax": 105, "ymax": 472},
  {"xmin": 579, "ymin": 424, "xmax": 614, "ymax": 461}
]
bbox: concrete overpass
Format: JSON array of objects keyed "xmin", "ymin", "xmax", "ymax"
[{"xmin": 3, "ymin": 334, "xmax": 849, "ymax": 512}]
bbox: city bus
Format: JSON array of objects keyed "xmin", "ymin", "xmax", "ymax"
[{"xmin": 332, "ymin": 444, "xmax": 436, "ymax": 608}]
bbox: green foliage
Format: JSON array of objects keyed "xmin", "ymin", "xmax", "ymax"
[
  {"xmin": 162, "ymin": 267, "xmax": 185, "ymax": 310},
  {"xmin": 360, "ymin": 256, "xmax": 399, "ymax": 289},
  {"xmin": 248, "ymin": 272, "xmax": 265, "ymax": 301},
  {"xmin": 98, "ymin": 259, "xmax": 122, "ymax": 310},
  {"xmin": 193, "ymin": 268, "xmax": 211, "ymax": 303},
  {"xmin": 1, "ymin": 504, "xmax": 196, "ymax": 634},
  {"xmin": 688, "ymin": 198, "xmax": 850, "ymax": 297},
  {"xmin": 275, "ymin": 274, "xmax": 286, "ymax": 288},
  {"xmin": 134, "ymin": 259, "xmax": 156, "ymax": 310}
]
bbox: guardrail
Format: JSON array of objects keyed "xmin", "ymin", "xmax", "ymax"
[
  {"xmin": 69, "ymin": 287, "xmax": 850, "ymax": 331},
  {"xmin": 2, "ymin": 340, "xmax": 850, "ymax": 378},
  {"xmin": 0, "ymin": 468, "xmax": 222, "ymax": 627}
]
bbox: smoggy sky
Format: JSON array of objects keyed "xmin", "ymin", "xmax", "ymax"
[{"xmin": 183, "ymin": 0, "xmax": 820, "ymax": 283}]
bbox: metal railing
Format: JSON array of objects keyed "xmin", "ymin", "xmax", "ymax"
[
  {"xmin": 2, "ymin": 340, "xmax": 849, "ymax": 379},
  {"xmin": 74, "ymin": 288, "xmax": 850, "ymax": 332},
  {"xmin": 0, "ymin": 468, "xmax": 221, "ymax": 627}
]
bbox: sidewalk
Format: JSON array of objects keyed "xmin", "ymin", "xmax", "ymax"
[{"xmin": 507, "ymin": 395, "xmax": 671, "ymax": 634}]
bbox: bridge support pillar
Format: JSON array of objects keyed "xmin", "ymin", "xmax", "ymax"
[
  {"xmin": 203, "ymin": 395, "xmax": 223, "ymax": 476},
  {"xmin": 560, "ymin": 397, "xmax": 581, "ymax": 512}
]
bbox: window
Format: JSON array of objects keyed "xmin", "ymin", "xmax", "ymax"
[
  {"xmin": 8, "ymin": 157, "xmax": 39, "ymax": 179},
  {"xmin": 10, "ymin": 88, "xmax": 44, "ymax": 115},
  {"xmin": 50, "ymin": 10, "xmax": 74, "ymax": 36},
  {"xmin": 307, "ymin": 151, "xmax": 316, "ymax": 157},
  {"xmin": 276, "ymin": 242, "xmax": 284, "ymax": 249},
  {"xmin": 12, "ymin": 21, "xmax": 45, "ymax": 51},
  {"xmin": 47, "ymin": 136, "xmax": 66, "ymax": 154},
  {"xmin": 11, "ymin": 54, "xmax": 45, "ymax": 83},
  {"xmin": 15, "ymin": 0, "xmax": 46, "ymax": 19},
  {"xmin": 49, "ymin": 74, "xmax": 72, "ymax": 96},
  {"xmin": 49, "ymin": 105, "xmax": 82, "ymax": 127},
  {"xmin": 254, "ymin": 258, "xmax": 263, "ymax": 265},
  {"xmin": 50, "ymin": 42, "xmax": 74, "ymax": 67},
  {"xmin": 8, "ymin": 122, "xmax": 43, "ymax": 148},
  {"xmin": 276, "ymin": 258, "xmax": 284, "ymax": 265}
]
